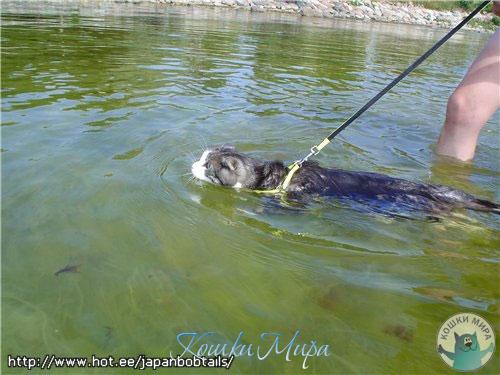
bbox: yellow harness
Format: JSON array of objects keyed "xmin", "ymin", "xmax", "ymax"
[{"xmin": 254, "ymin": 138, "xmax": 330, "ymax": 194}]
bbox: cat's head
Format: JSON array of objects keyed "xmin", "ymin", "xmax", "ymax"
[
  {"xmin": 454, "ymin": 332, "xmax": 479, "ymax": 352},
  {"xmin": 191, "ymin": 145, "xmax": 259, "ymax": 188},
  {"xmin": 191, "ymin": 145, "xmax": 285, "ymax": 189}
]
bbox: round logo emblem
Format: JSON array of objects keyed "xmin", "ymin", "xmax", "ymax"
[{"xmin": 437, "ymin": 312, "xmax": 495, "ymax": 372}]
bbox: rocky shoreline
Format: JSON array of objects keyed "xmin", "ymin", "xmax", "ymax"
[{"xmin": 144, "ymin": 0, "xmax": 495, "ymax": 31}]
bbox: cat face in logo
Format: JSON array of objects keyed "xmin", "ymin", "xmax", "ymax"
[{"xmin": 455, "ymin": 332, "xmax": 478, "ymax": 352}]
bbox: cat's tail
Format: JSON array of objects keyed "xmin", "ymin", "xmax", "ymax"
[
  {"xmin": 428, "ymin": 185, "xmax": 499, "ymax": 214},
  {"xmin": 465, "ymin": 198, "xmax": 500, "ymax": 214}
]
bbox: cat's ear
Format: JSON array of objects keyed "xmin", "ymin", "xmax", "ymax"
[
  {"xmin": 454, "ymin": 332, "xmax": 459, "ymax": 340},
  {"xmin": 473, "ymin": 332, "xmax": 477, "ymax": 338},
  {"xmin": 221, "ymin": 144, "xmax": 235, "ymax": 151},
  {"xmin": 222, "ymin": 157, "xmax": 238, "ymax": 171}
]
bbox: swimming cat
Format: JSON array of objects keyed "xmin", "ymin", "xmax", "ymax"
[
  {"xmin": 438, "ymin": 331, "xmax": 494, "ymax": 371},
  {"xmin": 191, "ymin": 145, "xmax": 499, "ymax": 214}
]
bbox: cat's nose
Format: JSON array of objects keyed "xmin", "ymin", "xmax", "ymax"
[{"xmin": 465, "ymin": 342, "xmax": 472, "ymax": 347}]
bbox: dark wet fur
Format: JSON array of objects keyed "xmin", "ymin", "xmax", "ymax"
[
  {"xmin": 200, "ymin": 147, "xmax": 499, "ymax": 214},
  {"xmin": 285, "ymin": 160, "xmax": 498, "ymax": 213}
]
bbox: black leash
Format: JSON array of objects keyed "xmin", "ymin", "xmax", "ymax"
[
  {"xmin": 262, "ymin": 0, "xmax": 491, "ymax": 193},
  {"xmin": 324, "ymin": 0, "xmax": 491, "ymax": 143}
]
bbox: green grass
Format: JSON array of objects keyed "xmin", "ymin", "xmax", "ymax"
[
  {"xmin": 387, "ymin": 1, "xmax": 498, "ymax": 30},
  {"xmin": 409, "ymin": 1, "xmax": 492, "ymax": 12},
  {"xmin": 469, "ymin": 15, "xmax": 500, "ymax": 30}
]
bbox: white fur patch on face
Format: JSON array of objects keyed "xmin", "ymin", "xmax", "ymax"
[
  {"xmin": 233, "ymin": 182, "xmax": 242, "ymax": 189},
  {"xmin": 191, "ymin": 150, "xmax": 211, "ymax": 182}
]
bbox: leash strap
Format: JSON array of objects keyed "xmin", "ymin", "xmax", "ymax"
[
  {"xmin": 322, "ymin": 0, "xmax": 490, "ymax": 144},
  {"xmin": 253, "ymin": 137, "xmax": 330, "ymax": 194},
  {"xmin": 256, "ymin": 0, "xmax": 490, "ymax": 194},
  {"xmin": 281, "ymin": 137, "xmax": 331, "ymax": 190}
]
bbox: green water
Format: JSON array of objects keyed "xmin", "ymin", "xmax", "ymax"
[{"xmin": 1, "ymin": 2, "xmax": 499, "ymax": 374}]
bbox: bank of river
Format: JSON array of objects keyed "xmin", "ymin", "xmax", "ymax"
[{"xmin": 148, "ymin": 0, "xmax": 496, "ymax": 31}]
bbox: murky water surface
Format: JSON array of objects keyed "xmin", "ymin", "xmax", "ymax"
[{"xmin": 2, "ymin": 2, "xmax": 499, "ymax": 373}]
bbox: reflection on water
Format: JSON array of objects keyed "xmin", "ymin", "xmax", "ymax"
[{"xmin": 1, "ymin": 2, "xmax": 499, "ymax": 373}]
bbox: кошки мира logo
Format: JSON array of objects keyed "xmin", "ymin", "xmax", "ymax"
[{"xmin": 437, "ymin": 312, "xmax": 495, "ymax": 371}]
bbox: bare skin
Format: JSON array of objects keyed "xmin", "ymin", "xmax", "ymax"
[{"xmin": 436, "ymin": 4, "xmax": 500, "ymax": 161}]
